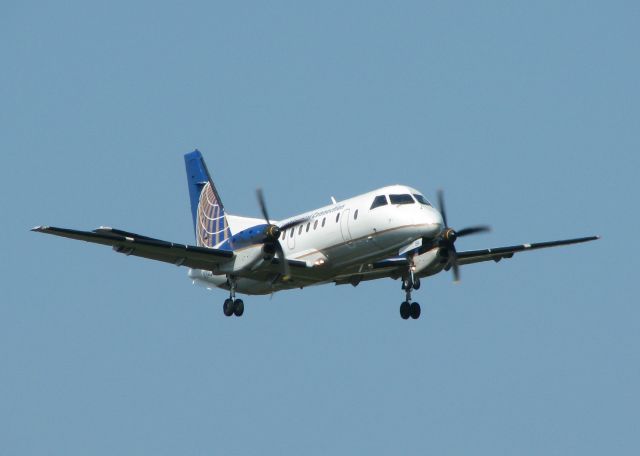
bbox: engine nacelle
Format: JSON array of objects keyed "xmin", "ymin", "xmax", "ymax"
[
  {"xmin": 224, "ymin": 224, "xmax": 281, "ymax": 250},
  {"xmin": 413, "ymin": 248, "xmax": 444, "ymax": 277},
  {"xmin": 216, "ymin": 244, "xmax": 264, "ymax": 274}
]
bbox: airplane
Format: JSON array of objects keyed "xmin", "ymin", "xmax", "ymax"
[{"xmin": 32, "ymin": 150, "xmax": 599, "ymax": 320}]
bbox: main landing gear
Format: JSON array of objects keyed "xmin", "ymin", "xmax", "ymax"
[
  {"xmin": 400, "ymin": 272, "xmax": 421, "ymax": 320},
  {"xmin": 223, "ymin": 298, "xmax": 244, "ymax": 317},
  {"xmin": 223, "ymin": 276, "xmax": 245, "ymax": 317}
]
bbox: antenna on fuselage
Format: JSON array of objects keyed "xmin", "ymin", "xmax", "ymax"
[{"xmin": 330, "ymin": 196, "xmax": 337, "ymax": 204}]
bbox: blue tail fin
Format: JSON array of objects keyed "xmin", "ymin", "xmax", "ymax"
[{"xmin": 184, "ymin": 150, "xmax": 231, "ymax": 247}]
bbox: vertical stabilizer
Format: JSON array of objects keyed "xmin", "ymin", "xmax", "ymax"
[{"xmin": 184, "ymin": 150, "xmax": 231, "ymax": 247}]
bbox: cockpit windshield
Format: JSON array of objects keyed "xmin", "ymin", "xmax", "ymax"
[
  {"xmin": 413, "ymin": 194, "xmax": 431, "ymax": 206},
  {"xmin": 389, "ymin": 194, "xmax": 415, "ymax": 205},
  {"xmin": 370, "ymin": 195, "xmax": 388, "ymax": 210}
]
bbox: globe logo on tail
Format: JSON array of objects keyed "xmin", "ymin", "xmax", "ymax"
[{"xmin": 196, "ymin": 182, "xmax": 231, "ymax": 248}]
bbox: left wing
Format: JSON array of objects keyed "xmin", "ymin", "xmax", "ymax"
[
  {"xmin": 456, "ymin": 235, "xmax": 599, "ymax": 266},
  {"xmin": 336, "ymin": 235, "xmax": 599, "ymax": 285},
  {"xmin": 32, "ymin": 226, "xmax": 234, "ymax": 270}
]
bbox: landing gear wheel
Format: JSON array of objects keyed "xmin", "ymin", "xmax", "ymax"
[
  {"xmin": 400, "ymin": 301, "xmax": 411, "ymax": 320},
  {"xmin": 233, "ymin": 299, "xmax": 244, "ymax": 317},
  {"xmin": 410, "ymin": 302, "xmax": 421, "ymax": 319},
  {"xmin": 402, "ymin": 278, "xmax": 413, "ymax": 290},
  {"xmin": 223, "ymin": 298, "xmax": 234, "ymax": 317},
  {"xmin": 413, "ymin": 278, "xmax": 421, "ymax": 290}
]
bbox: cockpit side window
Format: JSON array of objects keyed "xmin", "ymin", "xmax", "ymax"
[
  {"xmin": 389, "ymin": 194, "xmax": 415, "ymax": 205},
  {"xmin": 413, "ymin": 194, "xmax": 431, "ymax": 206},
  {"xmin": 370, "ymin": 195, "xmax": 388, "ymax": 210}
]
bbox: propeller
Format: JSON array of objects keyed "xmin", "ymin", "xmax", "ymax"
[
  {"xmin": 436, "ymin": 189, "xmax": 491, "ymax": 283},
  {"xmin": 256, "ymin": 188, "xmax": 291, "ymax": 281}
]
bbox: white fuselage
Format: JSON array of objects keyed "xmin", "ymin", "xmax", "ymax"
[{"xmin": 189, "ymin": 185, "xmax": 444, "ymax": 294}]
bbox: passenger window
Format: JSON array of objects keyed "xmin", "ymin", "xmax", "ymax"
[
  {"xmin": 290, "ymin": 229, "xmax": 294, "ymax": 238},
  {"xmin": 336, "ymin": 213, "xmax": 340, "ymax": 223},
  {"xmin": 281, "ymin": 231, "xmax": 286, "ymax": 240},
  {"xmin": 314, "ymin": 220, "xmax": 318, "ymax": 230},
  {"xmin": 322, "ymin": 217, "xmax": 326, "ymax": 227},
  {"xmin": 298, "ymin": 225, "xmax": 303, "ymax": 235},
  {"xmin": 306, "ymin": 222, "xmax": 310, "ymax": 232},
  {"xmin": 354, "ymin": 209, "xmax": 358, "ymax": 220},
  {"xmin": 413, "ymin": 194, "xmax": 431, "ymax": 206},
  {"xmin": 389, "ymin": 194, "xmax": 415, "ymax": 205},
  {"xmin": 370, "ymin": 195, "xmax": 388, "ymax": 210}
]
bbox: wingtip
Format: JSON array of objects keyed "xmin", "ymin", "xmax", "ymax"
[{"xmin": 31, "ymin": 225, "xmax": 47, "ymax": 232}]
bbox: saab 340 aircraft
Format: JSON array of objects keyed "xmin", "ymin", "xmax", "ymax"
[{"xmin": 33, "ymin": 150, "xmax": 599, "ymax": 320}]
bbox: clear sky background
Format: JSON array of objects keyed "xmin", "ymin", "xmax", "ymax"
[{"xmin": 1, "ymin": 1, "xmax": 638, "ymax": 454}]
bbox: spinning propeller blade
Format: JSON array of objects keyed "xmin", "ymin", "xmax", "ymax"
[
  {"xmin": 436, "ymin": 189, "xmax": 490, "ymax": 283},
  {"xmin": 256, "ymin": 188, "xmax": 271, "ymax": 225},
  {"xmin": 256, "ymin": 189, "xmax": 291, "ymax": 281},
  {"xmin": 274, "ymin": 242, "xmax": 291, "ymax": 281},
  {"xmin": 456, "ymin": 225, "xmax": 491, "ymax": 237}
]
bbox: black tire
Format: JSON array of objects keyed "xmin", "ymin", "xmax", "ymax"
[
  {"xmin": 233, "ymin": 299, "xmax": 244, "ymax": 317},
  {"xmin": 223, "ymin": 298, "xmax": 234, "ymax": 317},
  {"xmin": 413, "ymin": 278, "xmax": 421, "ymax": 290},
  {"xmin": 402, "ymin": 278, "xmax": 413, "ymax": 290},
  {"xmin": 399, "ymin": 301, "xmax": 411, "ymax": 320},
  {"xmin": 410, "ymin": 302, "xmax": 421, "ymax": 319}
]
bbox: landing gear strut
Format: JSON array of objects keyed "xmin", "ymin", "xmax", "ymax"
[
  {"xmin": 399, "ymin": 269, "xmax": 421, "ymax": 320},
  {"xmin": 223, "ymin": 276, "xmax": 245, "ymax": 317}
]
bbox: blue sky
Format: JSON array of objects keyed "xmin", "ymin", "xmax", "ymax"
[{"xmin": 2, "ymin": 1, "xmax": 638, "ymax": 454}]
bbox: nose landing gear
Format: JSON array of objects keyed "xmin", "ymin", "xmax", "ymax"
[{"xmin": 399, "ymin": 271, "xmax": 421, "ymax": 320}]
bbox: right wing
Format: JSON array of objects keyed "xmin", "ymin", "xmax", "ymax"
[{"xmin": 32, "ymin": 226, "xmax": 234, "ymax": 270}]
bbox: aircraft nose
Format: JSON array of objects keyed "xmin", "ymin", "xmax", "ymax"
[
  {"xmin": 417, "ymin": 206, "xmax": 444, "ymax": 238},
  {"xmin": 430, "ymin": 207, "xmax": 444, "ymax": 233},
  {"xmin": 435, "ymin": 208, "xmax": 444, "ymax": 229}
]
